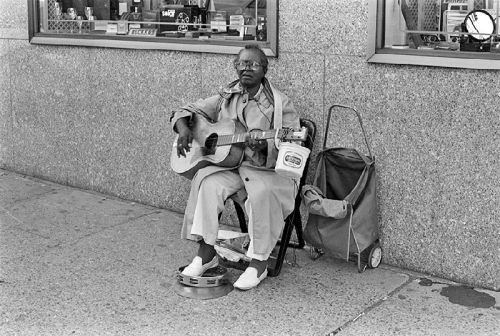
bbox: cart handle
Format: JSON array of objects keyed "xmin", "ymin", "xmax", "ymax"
[{"xmin": 325, "ymin": 104, "xmax": 373, "ymax": 158}]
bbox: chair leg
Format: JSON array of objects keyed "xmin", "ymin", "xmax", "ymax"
[
  {"xmin": 230, "ymin": 196, "xmax": 304, "ymax": 277},
  {"xmin": 270, "ymin": 189, "xmax": 309, "ymax": 275},
  {"xmin": 277, "ymin": 196, "xmax": 305, "ymax": 249},
  {"xmin": 293, "ymin": 209, "xmax": 305, "ymax": 248},
  {"xmin": 268, "ymin": 214, "xmax": 295, "ymax": 277},
  {"xmin": 233, "ymin": 201, "xmax": 248, "ymax": 233}
]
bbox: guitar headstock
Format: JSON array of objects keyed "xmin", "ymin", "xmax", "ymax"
[{"xmin": 278, "ymin": 127, "xmax": 308, "ymax": 142}]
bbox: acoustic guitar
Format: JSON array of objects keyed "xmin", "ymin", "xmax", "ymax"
[{"xmin": 170, "ymin": 114, "xmax": 308, "ymax": 179}]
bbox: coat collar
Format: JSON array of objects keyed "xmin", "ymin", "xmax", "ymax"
[{"xmin": 218, "ymin": 78, "xmax": 275, "ymax": 106}]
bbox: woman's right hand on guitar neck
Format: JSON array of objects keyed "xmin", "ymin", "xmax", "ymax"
[{"xmin": 175, "ymin": 117, "xmax": 193, "ymax": 158}]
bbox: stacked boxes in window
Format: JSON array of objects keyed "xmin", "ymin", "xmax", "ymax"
[{"xmin": 159, "ymin": 6, "xmax": 200, "ymax": 33}]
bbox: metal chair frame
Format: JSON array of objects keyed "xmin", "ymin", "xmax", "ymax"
[{"xmin": 223, "ymin": 118, "xmax": 317, "ymax": 277}]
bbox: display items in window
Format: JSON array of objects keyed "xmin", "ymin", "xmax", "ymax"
[
  {"xmin": 41, "ymin": 0, "xmax": 268, "ymax": 42},
  {"xmin": 387, "ymin": 0, "xmax": 499, "ymax": 54}
]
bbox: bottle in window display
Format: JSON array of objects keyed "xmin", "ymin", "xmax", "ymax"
[
  {"xmin": 131, "ymin": 0, "xmax": 143, "ymax": 12},
  {"xmin": 129, "ymin": 5, "xmax": 142, "ymax": 28},
  {"xmin": 257, "ymin": 16, "xmax": 266, "ymax": 41},
  {"xmin": 54, "ymin": 2, "xmax": 63, "ymax": 20},
  {"xmin": 240, "ymin": 12, "xmax": 255, "ymax": 37}
]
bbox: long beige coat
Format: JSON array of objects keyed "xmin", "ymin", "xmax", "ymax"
[{"xmin": 171, "ymin": 79, "xmax": 300, "ymax": 254}]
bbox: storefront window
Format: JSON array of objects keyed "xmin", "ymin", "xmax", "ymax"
[
  {"xmin": 28, "ymin": 0, "xmax": 278, "ymax": 56},
  {"xmin": 368, "ymin": 0, "xmax": 500, "ymax": 69}
]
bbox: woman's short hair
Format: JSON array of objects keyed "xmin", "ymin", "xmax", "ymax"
[{"xmin": 237, "ymin": 44, "xmax": 268, "ymax": 73}]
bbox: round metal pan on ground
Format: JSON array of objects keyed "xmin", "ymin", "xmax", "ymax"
[{"xmin": 174, "ymin": 265, "xmax": 234, "ymax": 299}]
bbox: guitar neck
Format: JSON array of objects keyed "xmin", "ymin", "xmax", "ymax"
[{"xmin": 217, "ymin": 130, "xmax": 278, "ymax": 146}]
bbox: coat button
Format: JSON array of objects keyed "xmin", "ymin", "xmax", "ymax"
[{"xmin": 245, "ymin": 177, "xmax": 249, "ymax": 181}]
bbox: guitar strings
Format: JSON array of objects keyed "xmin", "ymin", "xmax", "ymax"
[
  {"xmin": 215, "ymin": 130, "xmax": 275, "ymax": 147},
  {"xmin": 204, "ymin": 99, "xmax": 274, "ymax": 148}
]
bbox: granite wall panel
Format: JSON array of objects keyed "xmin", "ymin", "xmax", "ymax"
[
  {"xmin": 279, "ymin": 0, "xmax": 368, "ymax": 56},
  {"xmin": 0, "ymin": 39, "xmax": 10, "ymax": 165},
  {"xmin": 325, "ymin": 56, "xmax": 500, "ymax": 289},
  {"xmin": 6, "ymin": 41, "xmax": 202, "ymax": 210},
  {"xmin": 0, "ymin": 0, "xmax": 27, "ymax": 39},
  {"xmin": 1, "ymin": 0, "xmax": 499, "ymax": 289}
]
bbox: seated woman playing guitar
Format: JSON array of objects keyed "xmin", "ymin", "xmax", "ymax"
[{"xmin": 171, "ymin": 44, "xmax": 300, "ymax": 290}]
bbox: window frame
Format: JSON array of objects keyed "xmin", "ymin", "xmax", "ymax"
[
  {"xmin": 27, "ymin": 0, "xmax": 279, "ymax": 57},
  {"xmin": 367, "ymin": 0, "xmax": 500, "ymax": 70}
]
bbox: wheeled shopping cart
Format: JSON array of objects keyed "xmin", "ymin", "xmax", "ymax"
[{"xmin": 302, "ymin": 104, "xmax": 382, "ymax": 272}]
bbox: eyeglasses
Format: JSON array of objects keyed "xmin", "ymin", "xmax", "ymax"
[{"xmin": 234, "ymin": 61, "xmax": 263, "ymax": 71}]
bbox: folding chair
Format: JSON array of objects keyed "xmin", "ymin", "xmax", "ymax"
[{"xmin": 223, "ymin": 118, "xmax": 317, "ymax": 277}]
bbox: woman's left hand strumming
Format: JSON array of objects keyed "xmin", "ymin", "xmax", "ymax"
[{"xmin": 248, "ymin": 130, "xmax": 268, "ymax": 151}]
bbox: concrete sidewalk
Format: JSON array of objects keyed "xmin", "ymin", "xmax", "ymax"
[{"xmin": 0, "ymin": 169, "xmax": 498, "ymax": 336}]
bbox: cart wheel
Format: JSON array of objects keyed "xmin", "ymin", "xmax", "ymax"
[{"xmin": 367, "ymin": 242, "xmax": 382, "ymax": 268}]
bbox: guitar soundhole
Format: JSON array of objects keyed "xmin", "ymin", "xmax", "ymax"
[{"xmin": 205, "ymin": 134, "xmax": 218, "ymax": 155}]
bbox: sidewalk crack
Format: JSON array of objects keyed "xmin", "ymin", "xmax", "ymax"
[
  {"xmin": 65, "ymin": 210, "xmax": 161, "ymax": 246},
  {"xmin": 326, "ymin": 275, "xmax": 415, "ymax": 335}
]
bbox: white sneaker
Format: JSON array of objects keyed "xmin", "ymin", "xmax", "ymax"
[
  {"xmin": 181, "ymin": 256, "xmax": 218, "ymax": 277},
  {"xmin": 233, "ymin": 267, "xmax": 268, "ymax": 290}
]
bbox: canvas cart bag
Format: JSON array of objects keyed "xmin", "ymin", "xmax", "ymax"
[{"xmin": 302, "ymin": 105, "xmax": 378, "ymax": 262}]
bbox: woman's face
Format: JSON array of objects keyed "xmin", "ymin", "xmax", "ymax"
[{"xmin": 235, "ymin": 49, "xmax": 266, "ymax": 90}]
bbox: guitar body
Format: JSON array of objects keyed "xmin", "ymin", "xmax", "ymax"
[{"xmin": 170, "ymin": 115, "xmax": 247, "ymax": 179}]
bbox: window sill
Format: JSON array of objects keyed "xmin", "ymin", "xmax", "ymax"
[
  {"xmin": 368, "ymin": 48, "xmax": 500, "ymax": 70},
  {"xmin": 30, "ymin": 33, "xmax": 275, "ymax": 56}
]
